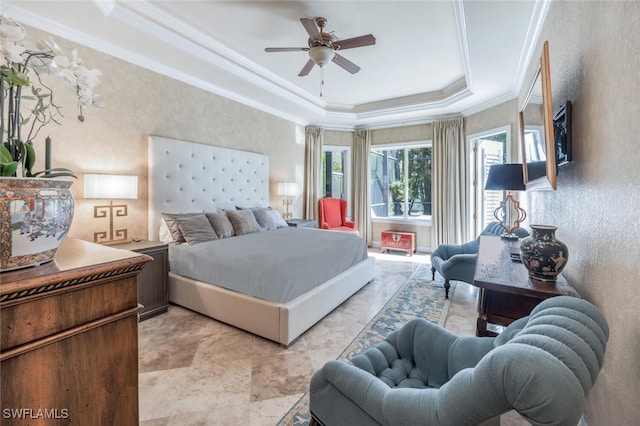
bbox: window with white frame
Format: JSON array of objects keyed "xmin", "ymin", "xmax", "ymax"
[
  {"xmin": 370, "ymin": 143, "xmax": 432, "ymax": 221},
  {"xmin": 322, "ymin": 146, "xmax": 351, "ymax": 208},
  {"xmin": 468, "ymin": 126, "xmax": 510, "ymax": 235}
]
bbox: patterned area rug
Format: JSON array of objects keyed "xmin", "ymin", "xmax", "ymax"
[{"xmin": 277, "ymin": 263, "xmax": 456, "ymax": 426}]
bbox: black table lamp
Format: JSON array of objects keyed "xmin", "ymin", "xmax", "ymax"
[{"xmin": 484, "ymin": 164, "xmax": 527, "ymax": 239}]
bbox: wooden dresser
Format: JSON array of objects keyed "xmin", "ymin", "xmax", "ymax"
[
  {"xmin": 473, "ymin": 235, "xmax": 579, "ymax": 337},
  {"xmin": 0, "ymin": 238, "xmax": 151, "ymax": 425}
]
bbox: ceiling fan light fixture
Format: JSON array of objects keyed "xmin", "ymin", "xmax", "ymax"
[{"xmin": 309, "ymin": 46, "xmax": 335, "ymax": 67}]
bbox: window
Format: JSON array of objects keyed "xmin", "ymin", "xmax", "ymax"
[
  {"xmin": 370, "ymin": 144, "xmax": 432, "ymax": 221},
  {"xmin": 468, "ymin": 126, "xmax": 510, "ymax": 235},
  {"xmin": 322, "ymin": 146, "xmax": 351, "ymax": 209}
]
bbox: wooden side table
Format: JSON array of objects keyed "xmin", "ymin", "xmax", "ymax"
[
  {"xmin": 473, "ymin": 235, "xmax": 579, "ymax": 336},
  {"xmin": 380, "ymin": 230, "xmax": 416, "ymax": 256},
  {"xmin": 112, "ymin": 240, "xmax": 169, "ymax": 321},
  {"xmin": 0, "ymin": 238, "xmax": 150, "ymax": 425},
  {"xmin": 286, "ymin": 219, "xmax": 317, "ymax": 228}
]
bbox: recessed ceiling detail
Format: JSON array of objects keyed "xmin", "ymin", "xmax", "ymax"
[{"xmin": 2, "ymin": 1, "xmax": 549, "ymax": 129}]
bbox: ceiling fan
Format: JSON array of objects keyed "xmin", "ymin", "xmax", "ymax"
[{"xmin": 265, "ymin": 17, "xmax": 376, "ymax": 76}]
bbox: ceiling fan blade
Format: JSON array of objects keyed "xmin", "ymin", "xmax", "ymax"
[
  {"xmin": 298, "ymin": 58, "xmax": 315, "ymax": 76},
  {"xmin": 333, "ymin": 34, "xmax": 376, "ymax": 50},
  {"xmin": 300, "ymin": 17, "xmax": 321, "ymax": 40},
  {"xmin": 265, "ymin": 47, "xmax": 308, "ymax": 52},
  {"xmin": 332, "ymin": 53, "xmax": 361, "ymax": 74}
]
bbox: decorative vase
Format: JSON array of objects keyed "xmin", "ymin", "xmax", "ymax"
[
  {"xmin": 0, "ymin": 178, "xmax": 74, "ymax": 271},
  {"xmin": 519, "ymin": 225, "xmax": 568, "ymax": 281}
]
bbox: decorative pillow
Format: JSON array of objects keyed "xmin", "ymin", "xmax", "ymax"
[
  {"xmin": 226, "ymin": 209, "xmax": 261, "ymax": 236},
  {"xmin": 162, "ymin": 212, "xmax": 201, "ymax": 243},
  {"xmin": 236, "ymin": 206, "xmax": 271, "ymax": 212},
  {"xmin": 174, "ymin": 214, "xmax": 218, "ymax": 245},
  {"xmin": 158, "ymin": 219, "xmax": 173, "ymax": 244},
  {"xmin": 206, "ymin": 211, "xmax": 235, "ymax": 238},
  {"xmin": 253, "ymin": 208, "xmax": 289, "ymax": 230},
  {"xmin": 269, "ymin": 210, "xmax": 290, "ymax": 229}
]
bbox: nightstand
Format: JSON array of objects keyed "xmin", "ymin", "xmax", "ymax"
[
  {"xmin": 286, "ymin": 219, "xmax": 317, "ymax": 228},
  {"xmin": 113, "ymin": 240, "xmax": 169, "ymax": 321}
]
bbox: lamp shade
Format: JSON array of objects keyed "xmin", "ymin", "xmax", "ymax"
[
  {"xmin": 84, "ymin": 174, "xmax": 138, "ymax": 199},
  {"xmin": 277, "ymin": 182, "xmax": 298, "ymax": 197},
  {"xmin": 484, "ymin": 164, "xmax": 526, "ymax": 191}
]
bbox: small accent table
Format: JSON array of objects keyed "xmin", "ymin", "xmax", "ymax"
[
  {"xmin": 112, "ymin": 239, "xmax": 169, "ymax": 321},
  {"xmin": 381, "ymin": 230, "xmax": 416, "ymax": 256},
  {"xmin": 473, "ymin": 235, "xmax": 579, "ymax": 337},
  {"xmin": 286, "ymin": 219, "xmax": 317, "ymax": 228}
]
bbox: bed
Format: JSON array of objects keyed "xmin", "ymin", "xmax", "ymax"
[{"xmin": 148, "ymin": 136, "xmax": 375, "ymax": 347}]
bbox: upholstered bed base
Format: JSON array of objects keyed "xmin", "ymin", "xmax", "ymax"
[
  {"xmin": 169, "ymin": 256, "xmax": 375, "ymax": 347},
  {"xmin": 148, "ymin": 135, "xmax": 376, "ymax": 347}
]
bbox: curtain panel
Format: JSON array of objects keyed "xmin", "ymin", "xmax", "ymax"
[
  {"xmin": 432, "ymin": 118, "xmax": 469, "ymax": 246},
  {"xmin": 352, "ymin": 129, "xmax": 372, "ymax": 245},
  {"xmin": 304, "ymin": 127, "xmax": 323, "ymax": 220}
]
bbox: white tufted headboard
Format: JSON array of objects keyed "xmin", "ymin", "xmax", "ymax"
[{"xmin": 148, "ymin": 136, "xmax": 269, "ymax": 241}]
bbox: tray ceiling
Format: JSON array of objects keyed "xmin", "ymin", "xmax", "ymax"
[{"xmin": 2, "ymin": 0, "xmax": 550, "ymax": 129}]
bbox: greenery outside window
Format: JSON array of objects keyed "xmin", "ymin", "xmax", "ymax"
[
  {"xmin": 370, "ymin": 143, "xmax": 431, "ymax": 221},
  {"xmin": 322, "ymin": 146, "xmax": 351, "ymax": 211}
]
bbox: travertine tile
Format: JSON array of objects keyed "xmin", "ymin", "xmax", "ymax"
[{"xmin": 138, "ymin": 249, "xmax": 504, "ymax": 424}]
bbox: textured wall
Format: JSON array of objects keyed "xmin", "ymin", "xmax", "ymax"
[
  {"xmin": 25, "ymin": 26, "xmax": 301, "ymax": 242},
  {"xmin": 525, "ymin": 2, "xmax": 640, "ymax": 423},
  {"xmin": 465, "ymin": 98, "xmax": 520, "ymax": 162}
]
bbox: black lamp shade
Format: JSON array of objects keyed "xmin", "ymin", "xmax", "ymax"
[{"xmin": 485, "ymin": 164, "xmax": 526, "ymax": 191}]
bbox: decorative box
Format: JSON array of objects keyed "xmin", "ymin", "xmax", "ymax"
[{"xmin": 381, "ymin": 230, "xmax": 416, "ymax": 256}]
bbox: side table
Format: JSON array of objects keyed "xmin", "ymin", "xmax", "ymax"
[
  {"xmin": 113, "ymin": 240, "xmax": 169, "ymax": 321},
  {"xmin": 286, "ymin": 219, "xmax": 317, "ymax": 228},
  {"xmin": 473, "ymin": 235, "xmax": 579, "ymax": 336}
]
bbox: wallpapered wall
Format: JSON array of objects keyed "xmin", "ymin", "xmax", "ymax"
[
  {"xmin": 25, "ymin": 4, "xmax": 640, "ymax": 421},
  {"xmin": 524, "ymin": 2, "xmax": 640, "ymax": 424},
  {"xmin": 25, "ymin": 26, "xmax": 302, "ymax": 243}
]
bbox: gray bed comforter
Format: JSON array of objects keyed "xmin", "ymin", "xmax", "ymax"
[{"xmin": 169, "ymin": 227, "xmax": 368, "ymax": 304}]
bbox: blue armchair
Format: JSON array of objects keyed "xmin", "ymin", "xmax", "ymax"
[
  {"xmin": 309, "ymin": 296, "xmax": 609, "ymax": 426},
  {"xmin": 430, "ymin": 222, "xmax": 528, "ymax": 298}
]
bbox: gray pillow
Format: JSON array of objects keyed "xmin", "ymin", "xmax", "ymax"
[
  {"xmin": 253, "ymin": 208, "xmax": 289, "ymax": 230},
  {"xmin": 162, "ymin": 212, "xmax": 200, "ymax": 243},
  {"xmin": 226, "ymin": 209, "xmax": 261, "ymax": 235},
  {"xmin": 206, "ymin": 211, "xmax": 235, "ymax": 238},
  {"xmin": 175, "ymin": 214, "xmax": 218, "ymax": 245}
]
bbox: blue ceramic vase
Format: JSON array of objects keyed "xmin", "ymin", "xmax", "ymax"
[{"xmin": 520, "ymin": 225, "xmax": 568, "ymax": 281}]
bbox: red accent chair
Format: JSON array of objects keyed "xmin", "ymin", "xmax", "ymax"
[{"xmin": 318, "ymin": 197, "xmax": 358, "ymax": 233}]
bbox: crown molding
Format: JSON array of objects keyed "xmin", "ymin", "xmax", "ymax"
[
  {"xmin": 1, "ymin": 0, "xmax": 547, "ymax": 129},
  {"xmin": 512, "ymin": 0, "xmax": 551, "ymax": 100}
]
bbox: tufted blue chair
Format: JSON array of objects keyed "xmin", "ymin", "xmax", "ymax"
[
  {"xmin": 430, "ymin": 222, "xmax": 529, "ymax": 298},
  {"xmin": 309, "ymin": 296, "xmax": 608, "ymax": 426}
]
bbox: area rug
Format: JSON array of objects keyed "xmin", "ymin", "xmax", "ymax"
[{"xmin": 276, "ymin": 263, "xmax": 456, "ymax": 426}]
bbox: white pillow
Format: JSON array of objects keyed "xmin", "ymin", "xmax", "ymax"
[{"xmin": 159, "ymin": 219, "xmax": 173, "ymax": 243}]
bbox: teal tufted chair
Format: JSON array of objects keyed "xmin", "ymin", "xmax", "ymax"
[
  {"xmin": 309, "ymin": 296, "xmax": 609, "ymax": 426},
  {"xmin": 430, "ymin": 222, "xmax": 529, "ymax": 298}
]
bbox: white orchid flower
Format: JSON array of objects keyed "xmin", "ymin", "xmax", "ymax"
[
  {"xmin": 0, "ymin": 22, "xmax": 26, "ymax": 42},
  {"xmin": 75, "ymin": 67, "xmax": 101, "ymax": 88},
  {"xmin": 52, "ymin": 54, "xmax": 70, "ymax": 68},
  {"xmin": 0, "ymin": 17, "xmax": 104, "ymax": 178},
  {"xmin": 36, "ymin": 36, "xmax": 63, "ymax": 55},
  {"xmin": 91, "ymin": 94, "xmax": 105, "ymax": 108},
  {"xmin": 0, "ymin": 40, "xmax": 25, "ymax": 65}
]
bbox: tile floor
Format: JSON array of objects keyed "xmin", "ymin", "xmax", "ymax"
[{"xmin": 138, "ymin": 249, "xmax": 524, "ymax": 425}]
